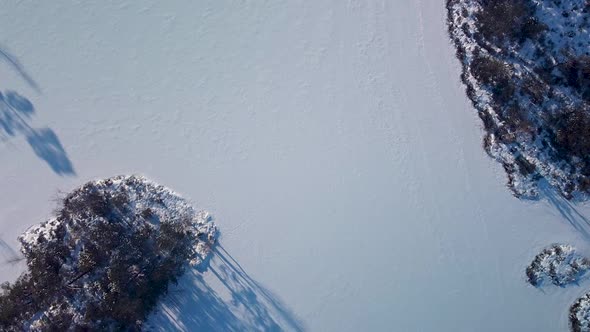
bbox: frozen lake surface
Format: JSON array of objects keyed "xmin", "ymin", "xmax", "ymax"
[{"xmin": 1, "ymin": 1, "xmax": 590, "ymax": 331}]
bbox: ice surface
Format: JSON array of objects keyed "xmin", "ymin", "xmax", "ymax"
[{"xmin": 1, "ymin": 1, "xmax": 590, "ymax": 331}]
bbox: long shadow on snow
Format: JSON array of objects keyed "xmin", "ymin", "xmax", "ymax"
[
  {"xmin": 0, "ymin": 236, "xmax": 22, "ymax": 265},
  {"xmin": 0, "ymin": 45, "xmax": 74, "ymax": 175},
  {"xmin": 0, "ymin": 44, "xmax": 41, "ymax": 93},
  {"xmin": 0, "ymin": 90, "xmax": 75, "ymax": 175},
  {"xmin": 540, "ymin": 182, "xmax": 590, "ymax": 241},
  {"xmin": 149, "ymin": 243, "xmax": 305, "ymax": 332}
]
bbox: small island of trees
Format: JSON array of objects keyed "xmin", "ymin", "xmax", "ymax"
[{"xmin": 0, "ymin": 175, "xmax": 216, "ymax": 331}]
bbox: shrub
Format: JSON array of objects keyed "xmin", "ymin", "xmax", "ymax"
[
  {"xmin": 470, "ymin": 53, "xmax": 515, "ymax": 103},
  {"xmin": 521, "ymin": 75, "xmax": 547, "ymax": 105},
  {"xmin": 559, "ymin": 55, "xmax": 590, "ymax": 101},
  {"xmin": 551, "ymin": 108, "xmax": 590, "ymax": 159},
  {"xmin": 475, "ymin": 0, "xmax": 538, "ymax": 44}
]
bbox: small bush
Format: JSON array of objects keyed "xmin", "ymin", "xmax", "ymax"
[
  {"xmin": 470, "ymin": 53, "xmax": 515, "ymax": 103},
  {"xmin": 519, "ymin": 17, "xmax": 547, "ymax": 42},
  {"xmin": 551, "ymin": 108, "xmax": 590, "ymax": 159},
  {"xmin": 475, "ymin": 0, "xmax": 537, "ymax": 44},
  {"xmin": 521, "ymin": 75, "xmax": 547, "ymax": 105},
  {"xmin": 502, "ymin": 104, "xmax": 535, "ymax": 135},
  {"xmin": 559, "ymin": 55, "xmax": 590, "ymax": 101}
]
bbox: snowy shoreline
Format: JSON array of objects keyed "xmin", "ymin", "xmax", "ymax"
[{"xmin": 447, "ymin": 0, "xmax": 590, "ymax": 200}]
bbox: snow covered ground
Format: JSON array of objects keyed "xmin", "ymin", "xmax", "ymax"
[{"xmin": 1, "ymin": 1, "xmax": 590, "ymax": 331}]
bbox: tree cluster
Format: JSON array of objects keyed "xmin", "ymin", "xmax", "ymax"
[
  {"xmin": 475, "ymin": 0, "xmax": 545, "ymax": 45},
  {"xmin": 448, "ymin": 0, "xmax": 590, "ymax": 198},
  {"xmin": 0, "ymin": 175, "xmax": 215, "ymax": 331}
]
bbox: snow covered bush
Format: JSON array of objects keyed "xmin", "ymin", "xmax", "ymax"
[
  {"xmin": 526, "ymin": 244, "xmax": 590, "ymax": 287},
  {"xmin": 570, "ymin": 293, "xmax": 590, "ymax": 332},
  {"xmin": 447, "ymin": 0, "xmax": 590, "ymax": 199},
  {"xmin": 0, "ymin": 175, "xmax": 216, "ymax": 331}
]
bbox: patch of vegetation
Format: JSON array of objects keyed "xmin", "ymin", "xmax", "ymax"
[
  {"xmin": 448, "ymin": 0, "xmax": 590, "ymax": 199},
  {"xmin": 525, "ymin": 244, "xmax": 590, "ymax": 287},
  {"xmin": 571, "ymin": 292, "xmax": 590, "ymax": 332},
  {"xmin": 475, "ymin": 0, "xmax": 542, "ymax": 44},
  {"xmin": 0, "ymin": 175, "xmax": 216, "ymax": 331}
]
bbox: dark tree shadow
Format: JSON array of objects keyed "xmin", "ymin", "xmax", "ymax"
[
  {"xmin": 26, "ymin": 128, "xmax": 75, "ymax": 175},
  {"xmin": 0, "ymin": 90, "xmax": 75, "ymax": 175},
  {"xmin": 0, "ymin": 45, "xmax": 74, "ymax": 175},
  {"xmin": 0, "ymin": 236, "xmax": 23, "ymax": 265},
  {"xmin": 148, "ymin": 243, "xmax": 306, "ymax": 332},
  {"xmin": 0, "ymin": 44, "xmax": 41, "ymax": 93},
  {"xmin": 540, "ymin": 181, "xmax": 590, "ymax": 241}
]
